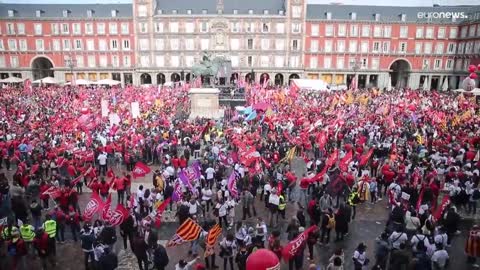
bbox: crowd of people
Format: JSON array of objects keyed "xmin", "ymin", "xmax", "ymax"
[{"xmin": 0, "ymin": 81, "xmax": 479, "ymax": 270}]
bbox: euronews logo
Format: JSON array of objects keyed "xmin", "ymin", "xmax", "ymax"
[{"xmin": 417, "ymin": 11, "xmax": 468, "ymax": 19}]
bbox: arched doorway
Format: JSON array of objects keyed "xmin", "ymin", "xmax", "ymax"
[
  {"xmin": 389, "ymin": 59, "xmax": 410, "ymax": 88},
  {"xmin": 230, "ymin": 73, "xmax": 239, "ymax": 84},
  {"xmin": 259, "ymin": 73, "xmax": 270, "ymax": 85},
  {"xmin": 171, "ymin": 73, "xmax": 180, "ymax": 82},
  {"xmin": 274, "ymin": 74, "xmax": 284, "ymax": 86},
  {"xmin": 32, "ymin": 57, "xmax": 54, "ymax": 80},
  {"xmin": 245, "ymin": 73, "xmax": 254, "ymax": 83},
  {"xmin": 289, "ymin": 73, "xmax": 300, "ymax": 85},
  {"xmin": 140, "ymin": 73, "xmax": 152, "ymax": 84},
  {"xmin": 185, "ymin": 73, "xmax": 191, "ymax": 83},
  {"xmin": 157, "ymin": 73, "xmax": 165, "ymax": 85}
]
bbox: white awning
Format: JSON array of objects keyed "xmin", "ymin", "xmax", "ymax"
[{"xmin": 291, "ymin": 79, "xmax": 330, "ymax": 91}]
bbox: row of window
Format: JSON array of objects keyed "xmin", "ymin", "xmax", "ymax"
[
  {"xmin": 0, "ymin": 55, "xmax": 131, "ymax": 68},
  {"xmin": 2, "ymin": 22, "xmax": 130, "ymax": 36},
  {"xmin": 460, "ymin": 24, "xmax": 480, "ymax": 38},
  {"xmin": 138, "ymin": 38, "xmax": 301, "ymax": 51},
  {"xmin": 7, "ymin": 9, "xmax": 120, "ymax": 18},
  {"xmin": 143, "ymin": 22, "xmax": 302, "ymax": 34},
  {"xmin": 0, "ymin": 39, "xmax": 131, "ymax": 51},
  {"xmin": 137, "ymin": 5, "xmax": 302, "ymax": 17},
  {"xmin": 138, "ymin": 55, "xmax": 301, "ymax": 69},
  {"xmin": 307, "ymin": 56, "xmax": 455, "ymax": 71},
  {"xmin": 308, "ymin": 40, "xmax": 480, "ymax": 55}
]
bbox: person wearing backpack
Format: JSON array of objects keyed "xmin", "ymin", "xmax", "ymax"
[
  {"xmin": 99, "ymin": 246, "xmax": 118, "ymax": 270},
  {"xmin": 7, "ymin": 228, "xmax": 27, "ymax": 270},
  {"xmin": 321, "ymin": 208, "xmax": 335, "ymax": 245},
  {"xmin": 153, "ymin": 241, "xmax": 169, "ymax": 270}
]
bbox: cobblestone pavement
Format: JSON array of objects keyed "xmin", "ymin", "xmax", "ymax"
[{"xmin": 2, "ymin": 158, "xmax": 479, "ymax": 270}]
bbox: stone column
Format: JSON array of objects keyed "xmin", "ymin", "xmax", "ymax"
[
  {"xmin": 366, "ymin": 74, "xmax": 370, "ymax": 87},
  {"xmin": 120, "ymin": 73, "xmax": 125, "ymax": 87},
  {"xmin": 450, "ymin": 76, "xmax": 457, "ymax": 89}
]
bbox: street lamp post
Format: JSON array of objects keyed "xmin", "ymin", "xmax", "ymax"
[
  {"xmin": 67, "ymin": 55, "xmax": 77, "ymax": 86},
  {"xmin": 351, "ymin": 59, "xmax": 360, "ymax": 90}
]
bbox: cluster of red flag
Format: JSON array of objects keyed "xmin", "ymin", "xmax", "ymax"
[{"xmin": 83, "ymin": 192, "xmax": 129, "ymax": 226}]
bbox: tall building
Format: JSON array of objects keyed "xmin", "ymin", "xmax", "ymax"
[
  {"xmin": 132, "ymin": 0, "xmax": 306, "ymax": 86},
  {"xmin": 304, "ymin": 5, "xmax": 480, "ymax": 89},
  {"xmin": 0, "ymin": 1, "xmax": 479, "ymax": 89},
  {"xmin": 0, "ymin": 4, "xmax": 135, "ymax": 84}
]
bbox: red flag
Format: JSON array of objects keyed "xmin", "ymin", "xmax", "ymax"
[
  {"xmin": 108, "ymin": 203, "xmax": 130, "ymax": 226},
  {"xmin": 359, "ymin": 148, "xmax": 374, "ymax": 167},
  {"xmin": 309, "ymin": 166, "xmax": 328, "ymax": 184},
  {"xmin": 325, "ymin": 149, "xmax": 339, "ymax": 168},
  {"xmin": 154, "ymin": 198, "xmax": 171, "ymax": 227},
  {"xmin": 433, "ymin": 195, "xmax": 451, "ymax": 221},
  {"xmin": 416, "ymin": 187, "xmax": 425, "ymax": 212},
  {"xmin": 282, "ymin": 225, "xmax": 318, "ymax": 261},
  {"xmin": 41, "ymin": 186, "xmax": 59, "ymax": 197},
  {"xmin": 133, "ymin": 162, "xmax": 151, "ymax": 178},
  {"xmin": 316, "ymin": 132, "xmax": 327, "ymax": 149},
  {"xmin": 106, "ymin": 168, "xmax": 115, "ymax": 178},
  {"xmin": 31, "ymin": 164, "xmax": 39, "ymax": 174},
  {"xmin": 339, "ymin": 150, "xmax": 353, "ymax": 172},
  {"xmin": 101, "ymin": 194, "xmax": 113, "ymax": 221},
  {"xmin": 83, "ymin": 192, "xmax": 104, "ymax": 221},
  {"xmin": 71, "ymin": 175, "xmax": 82, "ymax": 187}
]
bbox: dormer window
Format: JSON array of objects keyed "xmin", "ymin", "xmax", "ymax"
[
  {"xmin": 351, "ymin": 12, "xmax": 357, "ymax": 20},
  {"xmin": 187, "ymin": 9, "xmax": 192, "ymax": 15},
  {"xmin": 172, "ymin": 9, "xmax": 177, "ymax": 14},
  {"xmin": 63, "ymin": 10, "xmax": 70, "ymax": 18},
  {"xmin": 36, "ymin": 10, "xmax": 42, "ymax": 18},
  {"xmin": 157, "ymin": 9, "xmax": 163, "ymax": 15},
  {"xmin": 8, "ymin": 10, "xmax": 15, "ymax": 17},
  {"xmin": 87, "ymin": 9, "xmax": 94, "ymax": 18},
  {"xmin": 202, "ymin": 9, "xmax": 207, "ymax": 15},
  {"xmin": 111, "ymin": 10, "xmax": 117, "ymax": 17},
  {"xmin": 233, "ymin": 9, "xmax": 238, "ymax": 15},
  {"xmin": 248, "ymin": 9, "xmax": 254, "ymax": 15},
  {"xmin": 264, "ymin": 10, "xmax": 269, "ymax": 15},
  {"xmin": 326, "ymin": 12, "xmax": 332, "ymax": 20},
  {"xmin": 374, "ymin": 13, "xmax": 380, "ymax": 21},
  {"xmin": 400, "ymin": 13, "xmax": 406, "ymax": 22},
  {"xmin": 279, "ymin": 10, "xmax": 284, "ymax": 15},
  {"xmin": 217, "ymin": 9, "xmax": 223, "ymax": 15}
]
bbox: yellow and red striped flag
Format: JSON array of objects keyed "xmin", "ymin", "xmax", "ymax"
[
  {"xmin": 204, "ymin": 224, "xmax": 222, "ymax": 257},
  {"xmin": 166, "ymin": 218, "xmax": 203, "ymax": 247}
]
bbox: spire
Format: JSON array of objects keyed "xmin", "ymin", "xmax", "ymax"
[{"xmin": 216, "ymin": 0, "xmax": 224, "ymax": 12}]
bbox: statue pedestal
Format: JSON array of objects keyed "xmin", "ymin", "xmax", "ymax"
[{"xmin": 189, "ymin": 88, "xmax": 222, "ymax": 119}]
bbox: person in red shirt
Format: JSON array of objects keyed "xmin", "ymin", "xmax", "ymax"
[
  {"xmin": 88, "ymin": 177, "xmax": 100, "ymax": 194},
  {"xmin": 98, "ymin": 178, "xmax": 110, "ymax": 200},
  {"xmin": 124, "ymin": 174, "xmax": 132, "ymax": 197},
  {"xmin": 39, "ymin": 181, "xmax": 50, "ymax": 208},
  {"xmin": 33, "ymin": 228, "xmax": 55, "ymax": 269},
  {"xmin": 53, "ymin": 206, "xmax": 66, "ymax": 243},
  {"xmin": 66, "ymin": 206, "xmax": 80, "ymax": 242},
  {"xmin": 172, "ymin": 155, "xmax": 180, "ymax": 169},
  {"xmin": 179, "ymin": 155, "xmax": 187, "ymax": 169},
  {"xmin": 113, "ymin": 176, "xmax": 126, "ymax": 205}
]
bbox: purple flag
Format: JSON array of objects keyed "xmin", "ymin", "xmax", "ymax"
[
  {"xmin": 178, "ymin": 161, "xmax": 202, "ymax": 193},
  {"xmin": 227, "ymin": 171, "xmax": 239, "ymax": 198},
  {"xmin": 172, "ymin": 182, "xmax": 183, "ymax": 202}
]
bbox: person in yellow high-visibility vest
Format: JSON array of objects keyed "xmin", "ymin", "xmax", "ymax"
[
  {"xmin": 20, "ymin": 222, "xmax": 35, "ymax": 255},
  {"xmin": 42, "ymin": 215, "xmax": 57, "ymax": 256}
]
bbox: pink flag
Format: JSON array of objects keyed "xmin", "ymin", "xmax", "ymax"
[
  {"xmin": 108, "ymin": 203, "xmax": 130, "ymax": 226},
  {"xmin": 282, "ymin": 225, "xmax": 318, "ymax": 261},
  {"xmin": 227, "ymin": 171, "xmax": 239, "ymax": 198},
  {"xmin": 101, "ymin": 194, "xmax": 113, "ymax": 221}
]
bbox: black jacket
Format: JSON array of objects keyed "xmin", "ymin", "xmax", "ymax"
[{"xmin": 153, "ymin": 244, "xmax": 169, "ymax": 267}]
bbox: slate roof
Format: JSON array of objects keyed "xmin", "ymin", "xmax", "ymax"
[
  {"xmin": 306, "ymin": 4, "xmax": 480, "ymax": 23},
  {"xmin": 0, "ymin": 4, "xmax": 132, "ymax": 19},
  {"xmin": 155, "ymin": 0, "xmax": 286, "ymax": 15}
]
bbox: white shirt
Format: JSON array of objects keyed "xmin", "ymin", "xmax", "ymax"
[
  {"xmin": 353, "ymin": 250, "xmax": 367, "ymax": 265},
  {"xmin": 201, "ymin": 188, "xmax": 213, "ymax": 201},
  {"xmin": 216, "ymin": 203, "xmax": 228, "ymax": 217},
  {"xmin": 268, "ymin": 194, "xmax": 280, "ymax": 205},
  {"xmin": 188, "ymin": 201, "xmax": 199, "ymax": 215},
  {"xmin": 97, "ymin": 153, "xmax": 108, "ymax": 165},
  {"xmin": 410, "ymin": 234, "xmax": 430, "ymax": 253},
  {"xmin": 432, "ymin": 249, "xmax": 449, "ymax": 268},
  {"xmin": 389, "ymin": 231, "xmax": 408, "ymax": 249},
  {"xmin": 264, "ymin": 183, "xmax": 272, "ymax": 192},
  {"xmin": 205, "ymin": 167, "xmax": 215, "ymax": 180}
]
